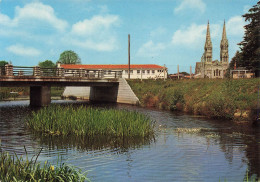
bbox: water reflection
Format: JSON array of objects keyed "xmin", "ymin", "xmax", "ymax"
[{"xmin": 30, "ymin": 133, "xmax": 155, "ymax": 153}]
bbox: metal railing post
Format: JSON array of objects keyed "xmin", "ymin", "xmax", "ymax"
[
  {"xmin": 5, "ymin": 64, "xmax": 13, "ymax": 76},
  {"xmin": 33, "ymin": 66, "xmax": 41, "ymax": 76},
  {"xmin": 57, "ymin": 68, "xmax": 64, "ymax": 77}
]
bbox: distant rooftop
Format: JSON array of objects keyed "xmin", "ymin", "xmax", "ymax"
[{"xmin": 60, "ymin": 64, "xmax": 165, "ymax": 69}]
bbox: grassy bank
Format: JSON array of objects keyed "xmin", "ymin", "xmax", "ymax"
[
  {"xmin": 0, "ymin": 87, "xmax": 64, "ymax": 100},
  {"xmin": 128, "ymin": 78, "xmax": 259, "ymax": 122},
  {"xmin": 0, "ymin": 150, "xmax": 87, "ymax": 182},
  {"xmin": 27, "ymin": 105, "xmax": 154, "ymax": 138}
]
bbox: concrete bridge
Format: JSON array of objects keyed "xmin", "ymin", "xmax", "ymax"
[{"xmin": 0, "ymin": 64, "xmax": 139, "ymax": 106}]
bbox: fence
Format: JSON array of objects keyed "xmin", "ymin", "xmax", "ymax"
[{"xmin": 0, "ymin": 65, "xmax": 122, "ymax": 79}]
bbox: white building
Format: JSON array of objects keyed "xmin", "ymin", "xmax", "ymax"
[{"xmin": 58, "ymin": 64, "xmax": 167, "ymax": 79}]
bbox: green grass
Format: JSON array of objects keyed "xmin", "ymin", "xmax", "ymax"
[
  {"xmin": 27, "ymin": 105, "xmax": 154, "ymax": 138},
  {"xmin": 0, "ymin": 149, "xmax": 88, "ymax": 182},
  {"xmin": 128, "ymin": 78, "xmax": 259, "ymax": 121}
]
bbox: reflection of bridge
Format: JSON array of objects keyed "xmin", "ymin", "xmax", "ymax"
[{"xmin": 0, "ymin": 65, "xmax": 139, "ymax": 106}]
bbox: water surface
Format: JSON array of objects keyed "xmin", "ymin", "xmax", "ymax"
[{"xmin": 0, "ymin": 100, "xmax": 259, "ymax": 181}]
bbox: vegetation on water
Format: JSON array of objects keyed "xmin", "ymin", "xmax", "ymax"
[
  {"xmin": 0, "ymin": 87, "xmax": 64, "ymax": 100},
  {"xmin": 27, "ymin": 105, "xmax": 154, "ymax": 138},
  {"xmin": 128, "ymin": 78, "xmax": 259, "ymax": 122},
  {"xmin": 0, "ymin": 149, "xmax": 87, "ymax": 182}
]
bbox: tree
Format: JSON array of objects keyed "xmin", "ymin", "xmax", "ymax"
[
  {"xmin": 238, "ymin": 1, "xmax": 260, "ymax": 77},
  {"xmin": 229, "ymin": 51, "xmax": 243, "ymax": 69},
  {"xmin": 58, "ymin": 50, "xmax": 81, "ymax": 64},
  {"xmin": 0, "ymin": 60, "xmax": 8, "ymax": 67},
  {"xmin": 38, "ymin": 60, "xmax": 56, "ymax": 68}
]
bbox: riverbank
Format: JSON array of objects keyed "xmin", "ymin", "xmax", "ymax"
[{"xmin": 128, "ymin": 78, "xmax": 259, "ymax": 124}]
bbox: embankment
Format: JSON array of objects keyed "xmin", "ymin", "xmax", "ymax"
[{"xmin": 128, "ymin": 78, "xmax": 259, "ymax": 124}]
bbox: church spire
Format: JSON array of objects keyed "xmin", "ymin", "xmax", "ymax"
[
  {"xmin": 222, "ymin": 20, "xmax": 227, "ymax": 41},
  {"xmin": 205, "ymin": 20, "xmax": 212, "ymax": 48},
  {"xmin": 204, "ymin": 20, "xmax": 212, "ymax": 63},
  {"xmin": 220, "ymin": 20, "xmax": 229, "ymax": 64}
]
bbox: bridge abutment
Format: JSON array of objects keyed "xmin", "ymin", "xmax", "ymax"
[
  {"xmin": 89, "ymin": 86, "xmax": 118, "ymax": 102},
  {"xmin": 30, "ymin": 86, "xmax": 51, "ymax": 107}
]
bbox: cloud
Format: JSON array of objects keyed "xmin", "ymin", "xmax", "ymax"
[
  {"xmin": 137, "ymin": 40, "xmax": 166, "ymax": 57},
  {"xmin": 71, "ymin": 15, "xmax": 119, "ymax": 36},
  {"xmin": 172, "ymin": 24, "xmax": 206, "ymax": 46},
  {"xmin": 70, "ymin": 37, "xmax": 118, "ymax": 51},
  {"xmin": 174, "ymin": 0, "xmax": 206, "ymax": 14},
  {"xmin": 7, "ymin": 44, "xmax": 41, "ymax": 56},
  {"xmin": 69, "ymin": 14, "xmax": 120, "ymax": 51},
  {"xmin": 0, "ymin": 2, "xmax": 67, "ymax": 32},
  {"xmin": 226, "ymin": 16, "xmax": 245, "ymax": 37},
  {"xmin": 171, "ymin": 22, "xmax": 223, "ymax": 48},
  {"xmin": 14, "ymin": 2, "xmax": 68, "ymax": 31}
]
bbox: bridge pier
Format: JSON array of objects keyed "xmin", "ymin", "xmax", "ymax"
[{"xmin": 30, "ymin": 86, "xmax": 51, "ymax": 107}]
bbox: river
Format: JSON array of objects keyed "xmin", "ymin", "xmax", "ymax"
[{"xmin": 0, "ymin": 100, "xmax": 259, "ymax": 182}]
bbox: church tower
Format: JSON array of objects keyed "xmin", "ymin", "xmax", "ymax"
[
  {"xmin": 220, "ymin": 20, "xmax": 229, "ymax": 65},
  {"xmin": 204, "ymin": 21, "xmax": 212, "ymax": 64}
]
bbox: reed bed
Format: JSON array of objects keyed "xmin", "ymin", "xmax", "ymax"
[
  {"xmin": 27, "ymin": 105, "xmax": 154, "ymax": 138},
  {"xmin": 0, "ymin": 149, "xmax": 87, "ymax": 182}
]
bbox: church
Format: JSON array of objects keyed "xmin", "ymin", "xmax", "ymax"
[{"xmin": 195, "ymin": 21, "xmax": 229, "ymax": 78}]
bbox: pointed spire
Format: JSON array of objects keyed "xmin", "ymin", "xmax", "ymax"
[
  {"xmin": 205, "ymin": 20, "xmax": 212, "ymax": 48},
  {"xmin": 222, "ymin": 20, "xmax": 227, "ymax": 40}
]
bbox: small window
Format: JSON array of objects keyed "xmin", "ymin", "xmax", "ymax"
[
  {"xmin": 152, "ymin": 70, "xmax": 155, "ymax": 74},
  {"xmin": 130, "ymin": 70, "xmax": 133, "ymax": 74},
  {"xmin": 137, "ymin": 70, "xmax": 140, "ymax": 74},
  {"xmin": 142, "ymin": 70, "xmax": 145, "ymax": 74},
  {"xmin": 158, "ymin": 70, "xmax": 161, "ymax": 73},
  {"xmin": 147, "ymin": 70, "xmax": 150, "ymax": 74},
  {"xmin": 125, "ymin": 70, "xmax": 128, "ymax": 74},
  {"xmin": 108, "ymin": 70, "xmax": 111, "ymax": 74}
]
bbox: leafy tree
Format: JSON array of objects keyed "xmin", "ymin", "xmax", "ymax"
[
  {"xmin": 58, "ymin": 50, "xmax": 81, "ymax": 64},
  {"xmin": 238, "ymin": 1, "xmax": 260, "ymax": 77},
  {"xmin": 229, "ymin": 51, "xmax": 243, "ymax": 69},
  {"xmin": 38, "ymin": 60, "xmax": 56, "ymax": 68},
  {"xmin": 0, "ymin": 60, "xmax": 8, "ymax": 67}
]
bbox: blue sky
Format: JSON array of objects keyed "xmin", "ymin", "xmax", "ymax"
[{"xmin": 0, "ymin": 0, "xmax": 258, "ymax": 73}]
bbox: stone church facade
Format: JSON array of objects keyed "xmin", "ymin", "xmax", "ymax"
[{"xmin": 195, "ymin": 21, "xmax": 229, "ymax": 78}]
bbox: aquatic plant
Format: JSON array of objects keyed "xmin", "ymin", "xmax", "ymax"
[
  {"xmin": 0, "ymin": 149, "xmax": 87, "ymax": 182},
  {"xmin": 27, "ymin": 105, "xmax": 154, "ymax": 138}
]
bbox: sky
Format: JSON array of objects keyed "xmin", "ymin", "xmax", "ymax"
[{"xmin": 0, "ymin": 0, "xmax": 258, "ymax": 73}]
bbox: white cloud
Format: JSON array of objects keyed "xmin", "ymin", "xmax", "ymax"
[
  {"xmin": 172, "ymin": 24, "xmax": 206, "ymax": 46},
  {"xmin": 226, "ymin": 16, "xmax": 245, "ymax": 37},
  {"xmin": 7, "ymin": 44, "xmax": 41, "ymax": 56},
  {"xmin": 171, "ymin": 22, "xmax": 223, "ymax": 48},
  {"xmin": 137, "ymin": 40, "xmax": 166, "ymax": 57},
  {"xmin": 71, "ymin": 15, "xmax": 119, "ymax": 36},
  {"xmin": 14, "ymin": 2, "xmax": 68, "ymax": 31},
  {"xmin": 174, "ymin": 0, "xmax": 206, "ymax": 14},
  {"xmin": 69, "ymin": 14, "xmax": 120, "ymax": 51}
]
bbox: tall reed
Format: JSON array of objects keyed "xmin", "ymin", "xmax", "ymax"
[
  {"xmin": 27, "ymin": 105, "xmax": 154, "ymax": 138},
  {"xmin": 0, "ymin": 149, "xmax": 87, "ymax": 182}
]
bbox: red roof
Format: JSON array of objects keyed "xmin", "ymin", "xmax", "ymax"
[{"xmin": 60, "ymin": 64, "xmax": 164, "ymax": 69}]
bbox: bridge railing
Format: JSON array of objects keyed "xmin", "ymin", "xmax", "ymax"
[{"xmin": 0, "ymin": 65, "xmax": 122, "ymax": 79}]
